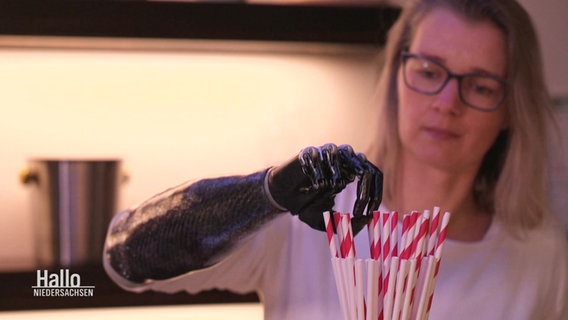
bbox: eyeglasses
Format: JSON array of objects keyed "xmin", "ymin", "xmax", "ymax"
[{"xmin": 401, "ymin": 51, "xmax": 507, "ymax": 111}]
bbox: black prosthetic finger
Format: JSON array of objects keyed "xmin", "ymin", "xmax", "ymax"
[
  {"xmin": 321, "ymin": 143, "xmax": 338, "ymax": 156},
  {"xmin": 339, "ymin": 145, "xmax": 365, "ymax": 175},
  {"xmin": 297, "ymin": 194, "xmax": 335, "ymax": 231},
  {"xmin": 298, "ymin": 210, "xmax": 327, "ymax": 232},
  {"xmin": 355, "ymin": 152, "xmax": 371, "ymax": 174},
  {"xmin": 299, "ymin": 146, "xmax": 324, "ymax": 191},
  {"xmin": 338, "ymin": 144, "xmax": 355, "ymax": 155},
  {"xmin": 367, "ymin": 168, "xmax": 383, "ymax": 216},
  {"xmin": 351, "ymin": 213, "xmax": 372, "ymax": 235},
  {"xmin": 337, "ymin": 145, "xmax": 365, "ymax": 178},
  {"xmin": 354, "ymin": 158, "xmax": 383, "ymax": 218},
  {"xmin": 356, "ymin": 152, "xmax": 368, "ymax": 162},
  {"xmin": 353, "ymin": 172, "xmax": 371, "ymax": 218},
  {"xmin": 321, "ymin": 143, "xmax": 343, "ymax": 191},
  {"xmin": 364, "ymin": 160, "xmax": 383, "ymax": 213}
]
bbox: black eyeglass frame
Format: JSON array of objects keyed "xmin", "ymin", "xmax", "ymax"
[{"xmin": 400, "ymin": 51, "xmax": 508, "ymax": 112}]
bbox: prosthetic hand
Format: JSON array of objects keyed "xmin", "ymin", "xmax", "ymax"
[
  {"xmin": 268, "ymin": 143, "xmax": 383, "ymax": 234},
  {"xmin": 104, "ymin": 143, "xmax": 382, "ymax": 283}
]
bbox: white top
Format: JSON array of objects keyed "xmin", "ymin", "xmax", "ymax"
[{"xmin": 105, "ymin": 183, "xmax": 568, "ymax": 320}]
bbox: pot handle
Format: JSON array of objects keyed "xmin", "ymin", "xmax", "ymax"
[{"xmin": 20, "ymin": 168, "xmax": 38, "ymax": 185}]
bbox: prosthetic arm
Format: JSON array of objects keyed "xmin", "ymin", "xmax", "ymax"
[{"xmin": 104, "ymin": 144, "xmax": 382, "ymax": 284}]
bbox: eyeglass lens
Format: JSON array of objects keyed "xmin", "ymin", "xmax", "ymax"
[{"xmin": 402, "ymin": 54, "xmax": 505, "ymax": 111}]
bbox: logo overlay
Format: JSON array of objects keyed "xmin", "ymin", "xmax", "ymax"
[{"xmin": 32, "ymin": 269, "xmax": 95, "ymax": 297}]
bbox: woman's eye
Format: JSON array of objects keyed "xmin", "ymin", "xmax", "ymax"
[
  {"xmin": 472, "ymin": 79, "xmax": 501, "ymax": 96},
  {"xmin": 474, "ymin": 85, "xmax": 494, "ymax": 96},
  {"xmin": 419, "ymin": 70, "xmax": 435, "ymax": 78},
  {"xmin": 416, "ymin": 68, "xmax": 440, "ymax": 79}
]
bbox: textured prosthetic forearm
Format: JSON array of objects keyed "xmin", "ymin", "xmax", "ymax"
[
  {"xmin": 104, "ymin": 144, "xmax": 381, "ymax": 285},
  {"xmin": 104, "ymin": 169, "xmax": 283, "ymax": 283}
]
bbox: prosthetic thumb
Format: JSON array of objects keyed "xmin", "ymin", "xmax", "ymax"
[{"xmin": 265, "ymin": 156, "xmax": 332, "ymax": 231}]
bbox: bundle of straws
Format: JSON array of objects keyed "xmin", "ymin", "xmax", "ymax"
[{"xmin": 323, "ymin": 207, "xmax": 450, "ymax": 320}]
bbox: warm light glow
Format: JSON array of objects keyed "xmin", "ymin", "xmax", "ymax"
[{"xmin": 0, "ymin": 42, "xmax": 379, "ymax": 270}]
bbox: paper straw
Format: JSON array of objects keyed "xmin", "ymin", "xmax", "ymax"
[
  {"xmin": 371, "ymin": 213, "xmax": 384, "ymax": 319},
  {"xmin": 365, "ymin": 259, "xmax": 380, "ymax": 320},
  {"xmin": 415, "ymin": 211, "xmax": 430, "ymax": 259},
  {"xmin": 367, "ymin": 218, "xmax": 374, "ymax": 259},
  {"xmin": 381, "ymin": 212, "xmax": 391, "ymax": 260},
  {"xmin": 413, "ymin": 256, "xmax": 436, "ymax": 320},
  {"xmin": 434, "ymin": 211, "xmax": 450, "ymax": 260},
  {"xmin": 390, "ymin": 211, "xmax": 399, "ymax": 258},
  {"xmin": 323, "ymin": 211, "xmax": 339, "ymax": 258},
  {"xmin": 339, "ymin": 258, "xmax": 352, "ymax": 319},
  {"xmin": 427, "ymin": 207, "xmax": 441, "ymax": 256},
  {"xmin": 383, "ymin": 257, "xmax": 399, "ymax": 320},
  {"xmin": 345, "ymin": 257, "xmax": 357, "ymax": 319},
  {"xmin": 424, "ymin": 258, "xmax": 440, "ymax": 320},
  {"xmin": 424, "ymin": 211, "xmax": 451, "ymax": 318},
  {"xmin": 372, "ymin": 211, "xmax": 381, "ymax": 260},
  {"xmin": 340, "ymin": 215, "xmax": 349, "ymax": 258},
  {"xmin": 400, "ymin": 213, "xmax": 412, "ymax": 259},
  {"xmin": 355, "ymin": 259, "xmax": 366, "ymax": 320},
  {"xmin": 405, "ymin": 211, "xmax": 428, "ymax": 311},
  {"xmin": 332, "ymin": 257, "xmax": 350, "ymax": 320},
  {"xmin": 379, "ymin": 211, "xmax": 393, "ymax": 320},
  {"xmin": 409, "ymin": 212, "xmax": 421, "ymax": 258},
  {"xmin": 340, "ymin": 214, "xmax": 359, "ymax": 319},
  {"xmin": 324, "ymin": 209, "xmax": 450, "ymax": 320},
  {"xmin": 392, "ymin": 258, "xmax": 410, "ymax": 320},
  {"xmin": 334, "ymin": 212, "xmax": 344, "ymax": 258},
  {"xmin": 346, "ymin": 215, "xmax": 357, "ymax": 258},
  {"xmin": 400, "ymin": 258, "xmax": 418, "ymax": 320},
  {"xmin": 341, "ymin": 215, "xmax": 355, "ymax": 258}
]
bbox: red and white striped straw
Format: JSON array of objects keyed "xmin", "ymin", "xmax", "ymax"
[
  {"xmin": 425, "ymin": 211, "xmax": 451, "ymax": 318},
  {"xmin": 381, "ymin": 211, "xmax": 392, "ymax": 278},
  {"xmin": 379, "ymin": 211, "xmax": 391, "ymax": 320},
  {"xmin": 405, "ymin": 212, "xmax": 420, "ymax": 259},
  {"xmin": 390, "ymin": 211, "xmax": 399, "ymax": 258},
  {"xmin": 415, "ymin": 211, "xmax": 430, "ymax": 259},
  {"xmin": 323, "ymin": 211, "xmax": 339, "ymax": 258},
  {"xmin": 381, "ymin": 211, "xmax": 391, "ymax": 259},
  {"xmin": 434, "ymin": 211, "xmax": 450, "ymax": 260},
  {"xmin": 372, "ymin": 211, "xmax": 381, "ymax": 260},
  {"xmin": 323, "ymin": 208, "xmax": 450, "ymax": 320},
  {"xmin": 400, "ymin": 213, "xmax": 412, "ymax": 259},
  {"xmin": 334, "ymin": 212, "xmax": 344, "ymax": 258},
  {"xmin": 347, "ymin": 215, "xmax": 357, "ymax": 258},
  {"xmin": 341, "ymin": 214, "xmax": 355, "ymax": 258},
  {"xmin": 427, "ymin": 207, "xmax": 441, "ymax": 256},
  {"xmin": 367, "ymin": 216, "xmax": 374, "ymax": 259}
]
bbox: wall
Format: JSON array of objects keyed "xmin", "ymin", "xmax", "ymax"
[
  {"xmin": 0, "ymin": 41, "xmax": 380, "ymax": 270},
  {"xmin": 516, "ymin": 0, "xmax": 568, "ymax": 96}
]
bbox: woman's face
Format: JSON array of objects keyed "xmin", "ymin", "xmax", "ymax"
[{"xmin": 397, "ymin": 8, "xmax": 508, "ymax": 174}]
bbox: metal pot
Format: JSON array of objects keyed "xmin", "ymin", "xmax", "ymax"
[{"xmin": 21, "ymin": 159, "xmax": 126, "ymax": 268}]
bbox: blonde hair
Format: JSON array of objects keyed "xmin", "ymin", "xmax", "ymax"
[{"xmin": 370, "ymin": 0, "xmax": 556, "ymax": 234}]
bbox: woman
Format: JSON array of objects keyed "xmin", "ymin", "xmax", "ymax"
[
  {"xmin": 104, "ymin": 0, "xmax": 568, "ymax": 319},
  {"xmin": 368, "ymin": 0, "xmax": 568, "ymax": 318}
]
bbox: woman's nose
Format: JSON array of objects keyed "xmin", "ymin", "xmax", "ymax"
[{"xmin": 432, "ymin": 78, "xmax": 464, "ymax": 114}]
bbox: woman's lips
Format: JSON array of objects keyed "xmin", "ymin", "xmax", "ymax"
[{"xmin": 423, "ymin": 127, "xmax": 460, "ymax": 140}]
